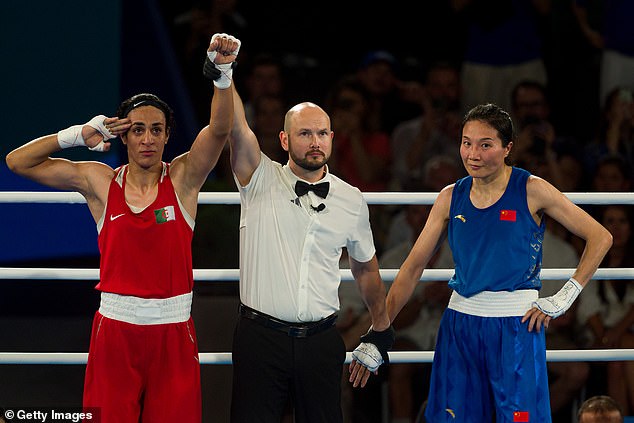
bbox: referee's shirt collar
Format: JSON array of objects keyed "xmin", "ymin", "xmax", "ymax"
[
  {"xmin": 282, "ymin": 163, "xmax": 332, "ymax": 214},
  {"xmin": 282, "ymin": 165, "xmax": 332, "ymax": 192},
  {"xmin": 283, "ymin": 163, "xmax": 331, "ymax": 185}
]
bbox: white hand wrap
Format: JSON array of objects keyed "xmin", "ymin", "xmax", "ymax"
[
  {"xmin": 212, "ymin": 63, "xmax": 235, "ymax": 89},
  {"xmin": 533, "ymin": 277, "xmax": 583, "ymax": 318},
  {"xmin": 207, "ymin": 33, "xmax": 241, "ymax": 89},
  {"xmin": 57, "ymin": 115, "xmax": 114, "ymax": 151},
  {"xmin": 351, "ymin": 342, "xmax": 384, "ymax": 372},
  {"xmin": 57, "ymin": 124, "xmax": 85, "ymax": 149}
]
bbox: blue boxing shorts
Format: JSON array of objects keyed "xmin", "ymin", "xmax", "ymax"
[{"xmin": 424, "ymin": 308, "xmax": 551, "ymax": 423}]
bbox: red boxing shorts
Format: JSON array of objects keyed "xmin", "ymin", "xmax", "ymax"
[{"xmin": 83, "ymin": 311, "xmax": 201, "ymax": 422}]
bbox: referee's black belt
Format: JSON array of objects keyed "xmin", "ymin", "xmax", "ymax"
[{"xmin": 239, "ymin": 303, "xmax": 337, "ymax": 338}]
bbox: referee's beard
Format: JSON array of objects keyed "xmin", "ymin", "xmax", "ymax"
[{"xmin": 289, "ymin": 149, "xmax": 329, "ymax": 172}]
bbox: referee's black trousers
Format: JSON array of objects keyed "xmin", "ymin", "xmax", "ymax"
[{"xmin": 230, "ymin": 315, "xmax": 346, "ymax": 423}]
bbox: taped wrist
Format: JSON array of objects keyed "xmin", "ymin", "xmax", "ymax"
[
  {"xmin": 57, "ymin": 115, "xmax": 113, "ymax": 151},
  {"xmin": 57, "ymin": 125, "xmax": 86, "ymax": 149},
  {"xmin": 533, "ymin": 277, "xmax": 583, "ymax": 318},
  {"xmin": 360, "ymin": 326, "xmax": 395, "ymax": 363},
  {"xmin": 203, "ymin": 57, "xmax": 221, "ymax": 81},
  {"xmin": 212, "ymin": 62, "xmax": 236, "ymax": 89}
]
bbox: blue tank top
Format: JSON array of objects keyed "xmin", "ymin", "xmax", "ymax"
[{"xmin": 447, "ymin": 167, "xmax": 544, "ymax": 297}]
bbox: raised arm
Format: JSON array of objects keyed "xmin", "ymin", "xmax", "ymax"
[
  {"xmin": 171, "ymin": 33, "xmax": 239, "ymax": 206},
  {"xmin": 229, "ymin": 79, "xmax": 262, "ymax": 187}
]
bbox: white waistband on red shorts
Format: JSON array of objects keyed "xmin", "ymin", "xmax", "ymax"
[
  {"xmin": 448, "ymin": 289, "xmax": 538, "ymax": 317},
  {"xmin": 99, "ymin": 292, "xmax": 192, "ymax": 325}
]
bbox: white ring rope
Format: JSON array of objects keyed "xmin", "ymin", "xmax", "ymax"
[
  {"xmin": 2, "ymin": 267, "xmax": 634, "ymax": 281},
  {"xmin": 2, "ymin": 190, "xmax": 633, "ymax": 366},
  {"xmin": 2, "ymin": 350, "xmax": 634, "ymax": 365},
  {"xmin": 1, "ymin": 191, "xmax": 634, "ymax": 205}
]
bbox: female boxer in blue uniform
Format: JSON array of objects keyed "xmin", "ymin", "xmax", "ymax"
[{"xmin": 384, "ymin": 103, "xmax": 612, "ymax": 422}]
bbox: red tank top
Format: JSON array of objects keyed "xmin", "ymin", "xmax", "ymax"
[{"xmin": 96, "ymin": 163, "xmax": 194, "ymax": 298}]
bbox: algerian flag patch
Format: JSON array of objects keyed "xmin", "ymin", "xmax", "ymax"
[{"xmin": 154, "ymin": 205, "xmax": 176, "ymax": 224}]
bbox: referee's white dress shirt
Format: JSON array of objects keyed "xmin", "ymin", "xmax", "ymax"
[{"xmin": 235, "ymin": 153, "xmax": 376, "ymax": 323}]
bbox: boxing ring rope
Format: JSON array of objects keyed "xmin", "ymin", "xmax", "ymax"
[
  {"xmin": 2, "ymin": 190, "xmax": 634, "ymax": 365},
  {"xmin": 2, "ymin": 349, "xmax": 634, "ymax": 366},
  {"xmin": 2, "ymin": 191, "xmax": 634, "ymax": 205},
  {"xmin": 2, "ymin": 267, "xmax": 634, "ymax": 281}
]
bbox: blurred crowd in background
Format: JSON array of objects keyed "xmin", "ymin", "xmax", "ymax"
[{"xmin": 3, "ymin": 1, "xmax": 634, "ymax": 422}]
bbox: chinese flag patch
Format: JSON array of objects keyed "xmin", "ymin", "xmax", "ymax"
[
  {"xmin": 513, "ymin": 411, "xmax": 529, "ymax": 422},
  {"xmin": 500, "ymin": 209, "xmax": 517, "ymax": 221}
]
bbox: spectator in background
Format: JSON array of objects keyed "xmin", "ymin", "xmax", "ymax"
[
  {"xmin": 172, "ymin": 0, "xmax": 247, "ymax": 62},
  {"xmin": 511, "ymin": 79, "xmax": 553, "ymax": 159},
  {"xmin": 451, "ymin": 0, "xmax": 550, "ymax": 112},
  {"xmin": 555, "ymin": 150, "xmax": 584, "ymax": 192},
  {"xmin": 583, "ymin": 87, "xmax": 634, "ymax": 180},
  {"xmin": 356, "ymin": 50, "xmax": 420, "ymax": 134},
  {"xmin": 240, "ymin": 53, "xmax": 285, "ymax": 126},
  {"xmin": 583, "ymin": 156, "xmax": 634, "ymax": 245},
  {"xmin": 577, "ymin": 205, "xmax": 634, "ymax": 414},
  {"xmin": 547, "ymin": 155, "xmax": 631, "ymax": 262},
  {"xmin": 390, "ymin": 61, "xmax": 464, "ymax": 192},
  {"xmin": 252, "ymin": 93, "xmax": 288, "ymax": 163},
  {"xmin": 384, "ymin": 156, "xmax": 464, "ymax": 253},
  {"xmin": 165, "ymin": 0, "xmax": 249, "ymax": 125},
  {"xmin": 509, "ymin": 79, "xmax": 587, "ymax": 258},
  {"xmin": 573, "ymin": 0, "xmax": 634, "ymax": 109},
  {"xmin": 421, "ymin": 154, "xmax": 467, "ymax": 193},
  {"xmin": 326, "ymin": 75, "xmax": 393, "ymax": 253},
  {"xmin": 326, "ymin": 76, "xmax": 392, "ymax": 192},
  {"xmin": 577, "ymin": 395, "xmax": 624, "ymax": 423},
  {"xmin": 545, "ymin": 148, "xmax": 586, "ymax": 258},
  {"xmin": 510, "ymin": 79, "xmax": 580, "ymax": 191},
  {"xmin": 592, "ymin": 155, "xmax": 633, "ymax": 194}
]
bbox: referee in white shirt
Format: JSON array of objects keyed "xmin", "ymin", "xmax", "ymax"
[{"xmin": 213, "ymin": 35, "xmax": 394, "ymax": 423}]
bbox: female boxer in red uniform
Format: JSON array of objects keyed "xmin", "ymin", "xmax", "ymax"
[{"xmin": 6, "ymin": 33, "xmax": 240, "ymax": 423}]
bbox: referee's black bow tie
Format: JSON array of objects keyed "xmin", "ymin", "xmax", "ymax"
[{"xmin": 294, "ymin": 180, "xmax": 330, "ymax": 199}]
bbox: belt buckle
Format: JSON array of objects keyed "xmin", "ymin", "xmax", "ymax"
[{"xmin": 288, "ymin": 326, "xmax": 309, "ymax": 338}]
